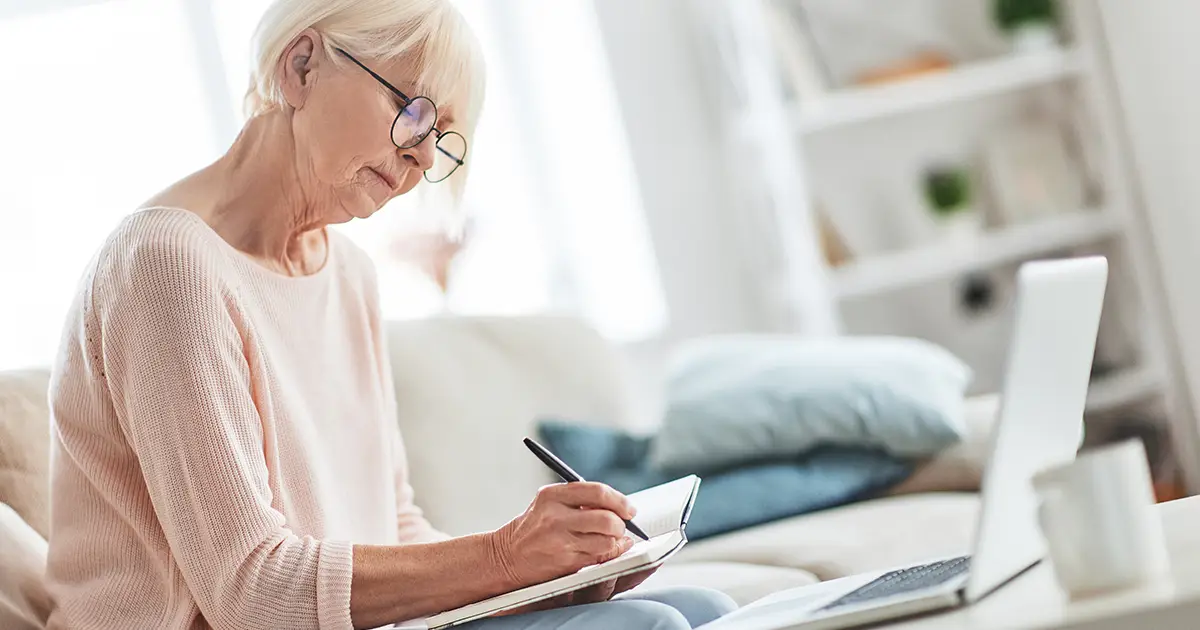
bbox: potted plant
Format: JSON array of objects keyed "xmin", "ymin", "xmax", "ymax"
[
  {"xmin": 924, "ymin": 165, "xmax": 980, "ymax": 241},
  {"xmin": 994, "ymin": 0, "xmax": 1060, "ymax": 52}
]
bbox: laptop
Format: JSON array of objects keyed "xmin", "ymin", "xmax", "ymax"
[{"xmin": 700, "ymin": 256, "xmax": 1109, "ymax": 630}]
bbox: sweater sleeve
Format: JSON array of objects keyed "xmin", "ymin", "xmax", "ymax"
[{"xmin": 94, "ymin": 233, "xmax": 354, "ymax": 630}]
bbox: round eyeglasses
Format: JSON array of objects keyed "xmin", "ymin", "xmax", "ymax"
[{"xmin": 336, "ymin": 48, "xmax": 467, "ymax": 183}]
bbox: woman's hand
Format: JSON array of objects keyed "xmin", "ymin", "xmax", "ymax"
[
  {"xmin": 494, "ymin": 566, "xmax": 661, "ymax": 617},
  {"xmin": 489, "ymin": 482, "xmax": 639, "ymax": 588},
  {"xmin": 561, "ymin": 565, "xmax": 660, "ymax": 604}
]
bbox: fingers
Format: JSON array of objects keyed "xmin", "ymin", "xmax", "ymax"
[
  {"xmin": 533, "ymin": 497, "xmax": 626, "ymax": 539},
  {"xmin": 570, "ymin": 532, "xmax": 634, "ymax": 563},
  {"xmin": 542, "ymin": 482, "xmax": 636, "ymax": 520},
  {"xmin": 513, "ymin": 483, "xmax": 638, "ymax": 584},
  {"xmin": 570, "ymin": 507, "xmax": 628, "ymax": 538}
]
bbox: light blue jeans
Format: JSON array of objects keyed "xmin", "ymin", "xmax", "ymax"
[{"xmin": 458, "ymin": 587, "xmax": 738, "ymax": 630}]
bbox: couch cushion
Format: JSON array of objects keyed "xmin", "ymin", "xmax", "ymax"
[
  {"xmin": 641, "ymin": 561, "xmax": 819, "ymax": 607},
  {"xmin": 0, "ymin": 371, "xmax": 51, "ymax": 539},
  {"xmin": 676, "ymin": 493, "xmax": 979, "ymax": 581},
  {"xmin": 0, "ymin": 502, "xmax": 51, "ymax": 630},
  {"xmin": 385, "ymin": 316, "xmax": 643, "ymax": 536}
]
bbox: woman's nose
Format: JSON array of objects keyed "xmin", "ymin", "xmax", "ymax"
[{"xmin": 400, "ymin": 132, "xmax": 437, "ymax": 173}]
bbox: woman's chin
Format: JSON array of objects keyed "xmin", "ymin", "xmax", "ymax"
[
  {"xmin": 363, "ymin": 187, "xmax": 395, "ymax": 215},
  {"xmin": 355, "ymin": 205, "xmax": 382, "ymax": 222},
  {"xmin": 329, "ymin": 201, "xmax": 377, "ymax": 224},
  {"xmin": 332, "ymin": 185, "xmax": 390, "ymax": 222}
]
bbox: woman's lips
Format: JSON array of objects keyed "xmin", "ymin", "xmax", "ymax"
[{"xmin": 368, "ymin": 167, "xmax": 397, "ymax": 190}]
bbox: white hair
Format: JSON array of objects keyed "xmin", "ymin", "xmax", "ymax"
[{"xmin": 246, "ymin": 0, "xmax": 486, "ymax": 203}]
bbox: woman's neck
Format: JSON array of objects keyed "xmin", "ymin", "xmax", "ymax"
[{"xmin": 174, "ymin": 110, "xmax": 330, "ymax": 277}]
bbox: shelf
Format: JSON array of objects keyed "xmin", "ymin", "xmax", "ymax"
[
  {"xmin": 1087, "ymin": 366, "xmax": 1163, "ymax": 414},
  {"xmin": 832, "ymin": 210, "xmax": 1123, "ymax": 300},
  {"xmin": 792, "ymin": 47, "xmax": 1083, "ymax": 135}
]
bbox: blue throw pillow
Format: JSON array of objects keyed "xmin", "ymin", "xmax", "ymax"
[
  {"xmin": 535, "ymin": 420, "xmax": 913, "ymax": 540},
  {"xmin": 534, "ymin": 420, "xmax": 657, "ymax": 481},
  {"xmin": 650, "ymin": 335, "xmax": 972, "ymax": 474}
]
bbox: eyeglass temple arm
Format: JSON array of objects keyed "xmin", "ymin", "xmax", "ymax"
[
  {"xmin": 435, "ymin": 143, "xmax": 464, "ymax": 165},
  {"xmin": 333, "ymin": 47, "xmax": 414, "ymax": 104}
]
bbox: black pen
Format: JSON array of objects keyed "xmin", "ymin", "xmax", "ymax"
[{"xmin": 523, "ymin": 437, "xmax": 650, "ymax": 541}]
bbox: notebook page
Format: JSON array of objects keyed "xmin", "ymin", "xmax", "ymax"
[
  {"xmin": 627, "ymin": 476, "xmax": 698, "ymax": 538},
  {"xmin": 634, "ymin": 508, "xmax": 684, "ymax": 540}
]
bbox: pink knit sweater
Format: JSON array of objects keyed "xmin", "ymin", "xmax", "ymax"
[{"xmin": 46, "ymin": 207, "xmax": 445, "ymax": 630}]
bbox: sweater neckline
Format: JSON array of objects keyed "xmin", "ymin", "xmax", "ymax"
[{"xmin": 140, "ymin": 206, "xmax": 337, "ymax": 286}]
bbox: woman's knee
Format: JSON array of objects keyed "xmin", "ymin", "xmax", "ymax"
[
  {"xmin": 604, "ymin": 600, "xmax": 692, "ymax": 630},
  {"xmin": 625, "ymin": 586, "xmax": 739, "ymax": 627}
]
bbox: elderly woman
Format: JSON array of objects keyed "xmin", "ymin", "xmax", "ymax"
[{"xmin": 43, "ymin": 1, "xmax": 736, "ymax": 629}]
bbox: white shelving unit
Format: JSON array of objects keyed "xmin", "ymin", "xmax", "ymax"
[
  {"xmin": 794, "ymin": 47, "xmax": 1083, "ymax": 134},
  {"xmin": 833, "ymin": 209, "xmax": 1122, "ymax": 300},
  {"xmin": 733, "ymin": 46, "xmax": 1084, "ymax": 139},
  {"xmin": 1087, "ymin": 365, "xmax": 1162, "ymax": 415},
  {"xmin": 693, "ymin": 0, "xmax": 1195, "ymax": 491}
]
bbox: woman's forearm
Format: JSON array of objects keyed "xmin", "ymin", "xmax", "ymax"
[{"xmin": 350, "ymin": 532, "xmax": 519, "ymax": 629}]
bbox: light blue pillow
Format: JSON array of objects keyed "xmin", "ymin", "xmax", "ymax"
[{"xmin": 650, "ymin": 335, "xmax": 972, "ymax": 473}]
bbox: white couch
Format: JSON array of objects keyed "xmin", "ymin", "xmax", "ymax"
[
  {"xmin": 383, "ymin": 316, "xmax": 994, "ymax": 604},
  {"xmin": 0, "ymin": 315, "xmax": 997, "ymax": 626}
]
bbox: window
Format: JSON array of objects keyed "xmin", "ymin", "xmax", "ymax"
[
  {"xmin": 0, "ymin": 0, "xmax": 666, "ymax": 370},
  {"xmin": 0, "ymin": 0, "xmax": 221, "ymax": 370}
]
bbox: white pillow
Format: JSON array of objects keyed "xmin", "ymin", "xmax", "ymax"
[
  {"xmin": 0, "ymin": 502, "xmax": 50, "ymax": 630},
  {"xmin": 651, "ymin": 335, "xmax": 973, "ymax": 472}
]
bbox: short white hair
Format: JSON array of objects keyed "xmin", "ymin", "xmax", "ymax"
[{"xmin": 246, "ymin": 0, "xmax": 486, "ymax": 202}]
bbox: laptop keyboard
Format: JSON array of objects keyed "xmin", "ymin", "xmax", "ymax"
[{"xmin": 819, "ymin": 556, "xmax": 971, "ymax": 612}]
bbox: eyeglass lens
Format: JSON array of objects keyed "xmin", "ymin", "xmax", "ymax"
[
  {"xmin": 427, "ymin": 131, "xmax": 467, "ymax": 183},
  {"xmin": 391, "ymin": 96, "xmax": 465, "ymax": 182},
  {"xmin": 391, "ymin": 96, "xmax": 437, "ymax": 149}
]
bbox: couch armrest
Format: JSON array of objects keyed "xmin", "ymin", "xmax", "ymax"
[
  {"xmin": 0, "ymin": 370, "xmax": 51, "ymax": 540},
  {"xmin": 385, "ymin": 316, "xmax": 641, "ymax": 536},
  {"xmin": 0, "ymin": 502, "xmax": 51, "ymax": 630}
]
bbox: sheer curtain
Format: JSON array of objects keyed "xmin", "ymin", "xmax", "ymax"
[{"xmin": 0, "ymin": 0, "xmax": 666, "ymax": 370}]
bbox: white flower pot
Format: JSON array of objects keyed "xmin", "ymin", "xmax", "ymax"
[
  {"xmin": 935, "ymin": 211, "xmax": 983, "ymax": 243},
  {"xmin": 1010, "ymin": 23, "xmax": 1060, "ymax": 54}
]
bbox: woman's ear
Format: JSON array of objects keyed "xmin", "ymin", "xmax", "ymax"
[{"xmin": 279, "ymin": 29, "xmax": 325, "ymax": 109}]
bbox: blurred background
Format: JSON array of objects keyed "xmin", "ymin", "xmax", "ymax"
[{"xmin": 4, "ymin": 0, "xmax": 1200, "ymax": 500}]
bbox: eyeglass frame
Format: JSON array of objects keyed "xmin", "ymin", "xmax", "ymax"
[{"xmin": 334, "ymin": 47, "xmax": 466, "ymax": 183}]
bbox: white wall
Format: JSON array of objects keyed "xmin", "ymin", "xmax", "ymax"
[{"xmin": 1093, "ymin": 0, "xmax": 1200, "ymax": 485}]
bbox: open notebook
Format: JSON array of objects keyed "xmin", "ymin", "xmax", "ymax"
[{"xmin": 423, "ymin": 475, "xmax": 701, "ymax": 629}]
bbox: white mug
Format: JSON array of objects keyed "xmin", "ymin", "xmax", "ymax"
[{"xmin": 1032, "ymin": 438, "xmax": 1171, "ymax": 599}]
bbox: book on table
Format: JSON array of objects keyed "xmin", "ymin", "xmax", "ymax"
[{"xmin": 423, "ymin": 475, "xmax": 701, "ymax": 629}]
